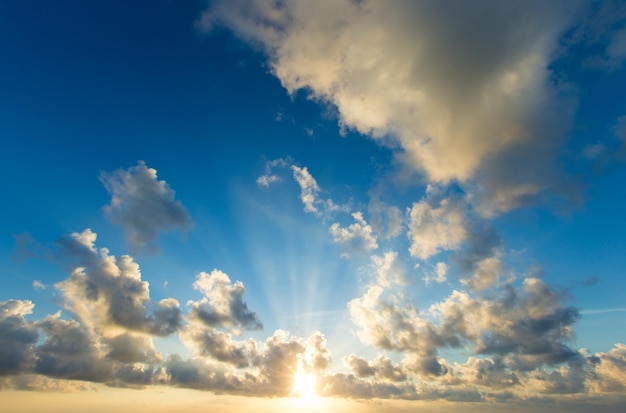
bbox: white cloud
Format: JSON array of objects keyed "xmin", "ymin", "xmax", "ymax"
[
  {"xmin": 345, "ymin": 354, "xmax": 406, "ymax": 382},
  {"xmin": 101, "ymin": 161, "xmax": 192, "ymax": 250},
  {"xmin": 188, "ymin": 270, "xmax": 263, "ymax": 331},
  {"xmin": 371, "ymin": 251, "xmax": 405, "ymax": 289},
  {"xmin": 329, "ymin": 211, "xmax": 378, "ymax": 256},
  {"xmin": 291, "ymin": 165, "xmax": 321, "ymax": 214},
  {"xmin": 588, "ymin": 344, "xmax": 626, "ymax": 393},
  {"xmin": 407, "ymin": 194, "xmax": 467, "ymax": 260},
  {"xmin": 256, "ymin": 174, "xmax": 279, "ymax": 187},
  {"xmin": 424, "ymin": 262, "xmax": 448, "ymax": 284}
]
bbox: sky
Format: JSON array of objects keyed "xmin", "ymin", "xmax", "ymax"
[{"xmin": 1, "ymin": 0, "xmax": 626, "ymax": 411}]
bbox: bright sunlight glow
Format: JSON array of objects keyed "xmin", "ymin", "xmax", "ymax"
[{"xmin": 291, "ymin": 366, "xmax": 318, "ymax": 400}]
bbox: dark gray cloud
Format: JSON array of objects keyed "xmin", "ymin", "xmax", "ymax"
[
  {"xmin": 34, "ymin": 315, "xmax": 112, "ymax": 382},
  {"xmin": 0, "ymin": 300, "xmax": 38, "ymax": 376},
  {"xmin": 101, "ymin": 161, "xmax": 192, "ymax": 250}
]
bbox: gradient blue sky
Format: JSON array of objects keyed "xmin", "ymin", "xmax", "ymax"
[{"xmin": 1, "ymin": 1, "xmax": 626, "ymax": 411}]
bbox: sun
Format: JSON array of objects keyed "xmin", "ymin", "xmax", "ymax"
[{"xmin": 291, "ymin": 369, "xmax": 318, "ymax": 400}]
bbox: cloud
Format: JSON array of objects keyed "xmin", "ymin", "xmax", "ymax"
[
  {"xmin": 345, "ymin": 354, "xmax": 406, "ymax": 382},
  {"xmin": 406, "ymin": 185, "xmax": 506, "ymax": 289},
  {"xmin": 349, "ymin": 283, "xmax": 453, "ymax": 377},
  {"xmin": 165, "ymin": 355, "xmax": 243, "ymax": 391},
  {"xmin": 350, "ymin": 251, "xmax": 581, "ymax": 379},
  {"xmin": 0, "ymin": 300, "xmax": 38, "ymax": 376},
  {"xmin": 188, "ymin": 270, "xmax": 263, "ymax": 331},
  {"xmin": 33, "ymin": 312, "xmax": 165, "ymax": 388},
  {"xmin": 291, "ymin": 165, "xmax": 321, "ymax": 214},
  {"xmin": 588, "ymin": 344, "xmax": 626, "ymax": 393},
  {"xmin": 181, "ymin": 326, "xmax": 256, "ymax": 368},
  {"xmin": 251, "ymin": 330, "xmax": 330, "ymax": 396},
  {"xmin": 256, "ymin": 174, "xmax": 279, "ymax": 187},
  {"xmin": 453, "ymin": 356, "xmax": 519, "ymax": 389},
  {"xmin": 407, "ymin": 188, "xmax": 468, "ymax": 260},
  {"xmin": 368, "ymin": 199, "xmax": 403, "ymax": 240},
  {"xmin": 55, "ymin": 229, "xmax": 183, "ymax": 336},
  {"xmin": 173, "ymin": 329, "xmax": 331, "ymax": 396},
  {"xmin": 424, "ymin": 262, "xmax": 448, "ymax": 284},
  {"xmin": 104, "ymin": 333, "xmax": 161, "ymax": 364},
  {"xmin": 329, "ymin": 211, "xmax": 378, "ymax": 256},
  {"xmin": 371, "ymin": 251, "xmax": 406, "ymax": 290},
  {"xmin": 432, "ymin": 279, "xmax": 581, "ymax": 368},
  {"xmin": 34, "ymin": 314, "xmax": 112, "ymax": 382},
  {"xmin": 100, "ymin": 161, "xmax": 192, "ymax": 250},
  {"xmin": 202, "ymin": 0, "xmax": 582, "ymax": 211}
]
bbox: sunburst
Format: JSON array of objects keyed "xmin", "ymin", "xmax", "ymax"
[{"xmin": 291, "ymin": 364, "xmax": 318, "ymax": 400}]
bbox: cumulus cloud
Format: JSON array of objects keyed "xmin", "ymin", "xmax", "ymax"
[
  {"xmin": 34, "ymin": 314, "xmax": 112, "ymax": 382},
  {"xmin": 202, "ymin": 0, "xmax": 583, "ymax": 211},
  {"xmin": 181, "ymin": 326, "xmax": 256, "ymax": 368},
  {"xmin": 104, "ymin": 333, "xmax": 161, "ymax": 365},
  {"xmin": 101, "ymin": 161, "xmax": 192, "ymax": 250},
  {"xmin": 56, "ymin": 229, "xmax": 183, "ymax": 336},
  {"xmin": 329, "ymin": 212, "xmax": 378, "ymax": 256},
  {"xmin": 432, "ymin": 279, "xmax": 581, "ymax": 368},
  {"xmin": 407, "ymin": 188, "xmax": 468, "ymax": 260},
  {"xmin": 424, "ymin": 262, "xmax": 448, "ymax": 284},
  {"xmin": 345, "ymin": 354, "xmax": 406, "ymax": 382},
  {"xmin": 349, "ymin": 283, "xmax": 452, "ymax": 377},
  {"xmin": 188, "ymin": 270, "xmax": 262, "ymax": 331},
  {"xmin": 453, "ymin": 356, "xmax": 520, "ymax": 390},
  {"xmin": 174, "ymin": 329, "xmax": 331, "ymax": 396},
  {"xmin": 588, "ymin": 344, "xmax": 626, "ymax": 393},
  {"xmin": 405, "ymin": 185, "xmax": 505, "ymax": 289},
  {"xmin": 0, "ymin": 298, "xmax": 167, "ymax": 388},
  {"xmin": 350, "ymin": 253, "xmax": 581, "ymax": 379},
  {"xmin": 370, "ymin": 251, "xmax": 405, "ymax": 289},
  {"xmin": 0, "ymin": 300, "xmax": 38, "ymax": 376}
]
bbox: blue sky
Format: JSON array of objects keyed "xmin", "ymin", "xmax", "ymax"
[{"xmin": 1, "ymin": 1, "xmax": 626, "ymax": 411}]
